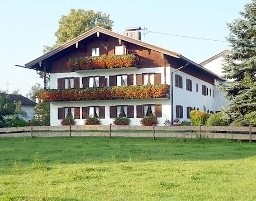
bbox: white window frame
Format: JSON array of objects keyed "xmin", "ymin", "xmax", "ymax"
[
  {"xmin": 117, "ymin": 75, "xmax": 128, "ymax": 86},
  {"xmin": 143, "ymin": 74, "xmax": 154, "ymax": 85},
  {"xmin": 89, "ymin": 106, "xmax": 99, "ymax": 118},
  {"xmin": 117, "ymin": 105, "xmax": 128, "ymax": 117},
  {"xmin": 64, "ymin": 78, "xmax": 74, "ymax": 89},
  {"xmin": 92, "ymin": 47, "xmax": 99, "ymax": 56},
  {"xmin": 89, "ymin": 77, "xmax": 100, "ymax": 88},
  {"xmin": 64, "ymin": 107, "xmax": 74, "ymax": 118},
  {"xmin": 143, "ymin": 105, "xmax": 155, "ymax": 116}
]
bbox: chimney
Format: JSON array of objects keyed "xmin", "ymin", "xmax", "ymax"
[{"xmin": 124, "ymin": 27, "xmax": 142, "ymax": 40}]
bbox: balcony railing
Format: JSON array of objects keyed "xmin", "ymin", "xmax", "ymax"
[
  {"xmin": 67, "ymin": 54, "xmax": 139, "ymax": 71},
  {"xmin": 39, "ymin": 84, "xmax": 169, "ymax": 102}
]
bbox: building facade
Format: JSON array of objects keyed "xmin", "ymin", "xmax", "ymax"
[{"xmin": 25, "ymin": 27, "xmax": 227, "ymax": 126}]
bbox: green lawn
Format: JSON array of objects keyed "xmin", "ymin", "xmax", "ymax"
[{"xmin": 0, "ymin": 137, "xmax": 256, "ymax": 201}]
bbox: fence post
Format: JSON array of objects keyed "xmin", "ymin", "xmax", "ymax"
[
  {"xmin": 249, "ymin": 125, "xmax": 252, "ymax": 143},
  {"xmin": 152, "ymin": 125, "xmax": 155, "ymax": 140},
  {"xmin": 109, "ymin": 124, "xmax": 112, "ymax": 138},
  {"xmin": 69, "ymin": 124, "xmax": 72, "ymax": 138}
]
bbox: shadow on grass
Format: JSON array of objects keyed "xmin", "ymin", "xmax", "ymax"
[{"xmin": 0, "ymin": 137, "xmax": 256, "ymax": 167}]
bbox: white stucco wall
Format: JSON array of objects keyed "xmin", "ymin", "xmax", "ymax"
[
  {"xmin": 49, "ymin": 66, "xmax": 228, "ymax": 126},
  {"xmin": 203, "ymin": 57, "xmax": 225, "ymax": 77}
]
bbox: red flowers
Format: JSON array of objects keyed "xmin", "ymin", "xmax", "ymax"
[
  {"xmin": 39, "ymin": 84, "xmax": 169, "ymax": 102},
  {"xmin": 67, "ymin": 54, "xmax": 139, "ymax": 71}
]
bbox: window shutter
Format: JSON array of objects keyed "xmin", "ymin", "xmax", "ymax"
[
  {"xmin": 154, "ymin": 73, "xmax": 161, "ymax": 85},
  {"xmin": 99, "ymin": 106, "xmax": 105, "ymax": 119},
  {"xmin": 110, "ymin": 106, "xmax": 117, "ymax": 118},
  {"xmin": 82, "ymin": 77, "xmax": 89, "ymax": 88},
  {"xmin": 57, "ymin": 78, "xmax": 64, "ymax": 89},
  {"xmin": 99, "ymin": 76, "xmax": 106, "ymax": 87},
  {"xmin": 109, "ymin": 75, "xmax": 117, "ymax": 86},
  {"xmin": 82, "ymin": 107, "xmax": 88, "ymax": 119},
  {"xmin": 74, "ymin": 107, "xmax": 80, "ymax": 119},
  {"xmin": 74, "ymin": 77, "xmax": 80, "ymax": 89},
  {"xmin": 136, "ymin": 105, "xmax": 143, "ymax": 118},
  {"xmin": 127, "ymin": 74, "xmax": 134, "ymax": 85},
  {"xmin": 155, "ymin": 104, "xmax": 162, "ymax": 117},
  {"xmin": 136, "ymin": 74, "xmax": 142, "ymax": 85},
  {"xmin": 127, "ymin": 105, "xmax": 134, "ymax": 118},
  {"xmin": 58, "ymin": 108, "xmax": 64, "ymax": 119}
]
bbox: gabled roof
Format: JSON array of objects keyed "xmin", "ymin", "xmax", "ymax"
[
  {"xmin": 24, "ymin": 26, "xmax": 224, "ymax": 80},
  {"xmin": 200, "ymin": 50, "xmax": 230, "ymax": 66},
  {"xmin": 25, "ymin": 26, "xmax": 180, "ymax": 69},
  {"xmin": 0, "ymin": 93, "xmax": 36, "ymax": 106}
]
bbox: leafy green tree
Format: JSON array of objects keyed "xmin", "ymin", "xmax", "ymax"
[
  {"xmin": 221, "ymin": 0, "xmax": 256, "ymax": 120},
  {"xmin": 0, "ymin": 94, "xmax": 16, "ymax": 128},
  {"xmin": 32, "ymin": 102, "xmax": 50, "ymax": 126},
  {"xmin": 55, "ymin": 9, "xmax": 113, "ymax": 46},
  {"xmin": 27, "ymin": 83, "xmax": 42, "ymax": 102}
]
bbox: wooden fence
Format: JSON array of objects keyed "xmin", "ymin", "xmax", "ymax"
[{"xmin": 0, "ymin": 125, "xmax": 256, "ymax": 141}]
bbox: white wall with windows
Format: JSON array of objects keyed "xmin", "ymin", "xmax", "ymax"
[{"xmin": 50, "ymin": 99, "xmax": 171, "ymax": 126}]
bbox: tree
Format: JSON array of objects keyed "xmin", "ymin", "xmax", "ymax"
[
  {"xmin": 0, "ymin": 94, "xmax": 16, "ymax": 128},
  {"xmin": 221, "ymin": 0, "xmax": 256, "ymax": 120},
  {"xmin": 27, "ymin": 84, "xmax": 50, "ymax": 126},
  {"xmin": 27, "ymin": 83, "xmax": 42, "ymax": 102},
  {"xmin": 55, "ymin": 9, "xmax": 113, "ymax": 46}
]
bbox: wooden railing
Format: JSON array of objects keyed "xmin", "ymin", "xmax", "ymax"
[{"xmin": 0, "ymin": 125, "xmax": 256, "ymax": 141}]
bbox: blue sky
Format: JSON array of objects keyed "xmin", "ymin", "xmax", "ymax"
[{"xmin": 0, "ymin": 0, "xmax": 249, "ymax": 96}]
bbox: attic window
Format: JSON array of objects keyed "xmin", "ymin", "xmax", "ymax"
[
  {"xmin": 92, "ymin": 48, "xmax": 99, "ymax": 56},
  {"xmin": 115, "ymin": 45, "xmax": 126, "ymax": 55}
]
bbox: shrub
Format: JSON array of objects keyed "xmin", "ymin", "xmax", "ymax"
[
  {"xmin": 61, "ymin": 115, "xmax": 76, "ymax": 125},
  {"xmin": 113, "ymin": 117, "xmax": 130, "ymax": 125},
  {"xmin": 85, "ymin": 116, "xmax": 101, "ymax": 125},
  {"xmin": 7, "ymin": 116, "xmax": 27, "ymax": 127},
  {"xmin": 206, "ymin": 112, "xmax": 229, "ymax": 126},
  {"xmin": 190, "ymin": 110, "xmax": 210, "ymax": 126},
  {"xmin": 140, "ymin": 116, "xmax": 158, "ymax": 126},
  {"xmin": 181, "ymin": 121, "xmax": 191, "ymax": 126},
  {"xmin": 243, "ymin": 112, "xmax": 256, "ymax": 126}
]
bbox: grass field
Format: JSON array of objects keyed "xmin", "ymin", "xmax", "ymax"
[{"xmin": 0, "ymin": 137, "xmax": 256, "ymax": 201}]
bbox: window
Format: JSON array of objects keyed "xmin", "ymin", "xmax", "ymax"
[
  {"xmin": 89, "ymin": 76, "xmax": 99, "ymax": 87},
  {"xmin": 89, "ymin": 106, "xmax": 99, "ymax": 118},
  {"xmin": 58, "ymin": 107, "xmax": 80, "ymax": 120},
  {"xmin": 187, "ymin": 107, "xmax": 192, "ymax": 119},
  {"xmin": 115, "ymin": 45, "xmax": 126, "ymax": 55},
  {"xmin": 144, "ymin": 105, "xmax": 155, "ymax": 116},
  {"xmin": 176, "ymin": 105, "xmax": 183, "ymax": 118},
  {"xmin": 186, "ymin": 79, "xmax": 192, "ymax": 91},
  {"xmin": 92, "ymin": 47, "xmax": 99, "ymax": 56},
  {"xmin": 202, "ymin": 85, "xmax": 207, "ymax": 96},
  {"xmin": 143, "ymin": 73, "xmax": 154, "ymax": 85},
  {"xmin": 175, "ymin": 74, "xmax": 183, "ymax": 88},
  {"xmin": 117, "ymin": 75, "xmax": 128, "ymax": 86},
  {"xmin": 64, "ymin": 78, "xmax": 75, "ymax": 89},
  {"xmin": 196, "ymin": 83, "xmax": 199, "ymax": 92},
  {"xmin": 210, "ymin": 89, "xmax": 212, "ymax": 96},
  {"xmin": 117, "ymin": 106, "xmax": 128, "ymax": 117},
  {"xmin": 65, "ymin": 107, "xmax": 74, "ymax": 118}
]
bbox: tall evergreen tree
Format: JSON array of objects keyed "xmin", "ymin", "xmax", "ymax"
[{"xmin": 221, "ymin": 0, "xmax": 256, "ymax": 120}]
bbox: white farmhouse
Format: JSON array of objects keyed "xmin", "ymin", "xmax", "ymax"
[{"xmin": 24, "ymin": 26, "xmax": 227, "ymax": 126}]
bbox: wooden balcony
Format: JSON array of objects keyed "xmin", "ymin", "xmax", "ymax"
[
  {"xmin": 67, "ymin": 54, "xmax": 139, "ymax": 71},
  {"xmin": 39, "ymin": 84, "xmax": 169, "ymax": 102}
]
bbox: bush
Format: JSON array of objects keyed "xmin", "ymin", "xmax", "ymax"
[
  {"xmin": 206, "ymin": 112, "xmax": 229, "ymax": 126},
  {"xmin": 243, "ymin": 112, "xmax": 256, "ymax": 126},
  {"xmin": 181, "ymin": 121, "xmax": 191, "ymax": 126},
  {"xmin": 61, "ymin": 115, "xmax": 76, "ymax": 125},
  {"xmin": 190, "ymin": 110, "xmax": 210, "ymax": 126},
  {"xmin": 7, "ymin": 116, "xmax": 27, "ymax": 127},
  {"xmin": 113, "ymin": 117, "xmax": 130, "ymax": 125},
  {"xmin": 140, "ymin": 116, "xmax": 158, "ymax": 126},
  {"xmin": 85, "ymin": 116, "xmax": 101, "ymax": 125}
]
